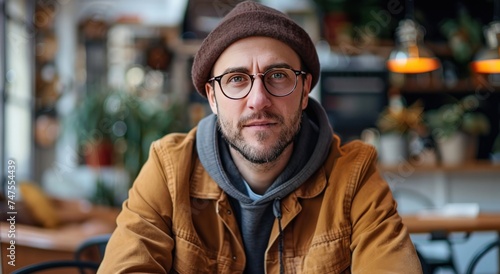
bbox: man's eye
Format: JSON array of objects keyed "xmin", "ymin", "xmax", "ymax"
[
  {"xmin": 229, "ymin": 75, "xmax": 245, "ymax": 82},
  {"xmin": 225, "ymin": 73, "xmax": 250, "ymax": 84},
  {"xmin": 270, "ymin": 72, "xmax": 286, "ymax": 79}
]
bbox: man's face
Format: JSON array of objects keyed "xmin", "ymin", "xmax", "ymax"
[{"xmin": 205, "ymin": 37, "xmax": 312, "ymax": 164}]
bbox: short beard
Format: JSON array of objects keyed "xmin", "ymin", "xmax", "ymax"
[{"xmin": 217, "ymin": 102, "xmax": 303, "ymax": 165}]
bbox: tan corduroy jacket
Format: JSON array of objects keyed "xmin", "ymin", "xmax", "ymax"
[{"xmin": 98, "ymin": 128, "xmax": 422, "ymax": 274}]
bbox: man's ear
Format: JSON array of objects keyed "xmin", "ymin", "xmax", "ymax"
[{"xmin": 206, "ymin": 82, "xmax": 218, "ymax": 114}]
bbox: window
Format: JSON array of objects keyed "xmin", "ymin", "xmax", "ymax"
[{"xmin": 1, "ymin": 0, "xmax": 34, "ymax": 193}]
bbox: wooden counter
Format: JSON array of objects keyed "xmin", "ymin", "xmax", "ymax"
[{"xmin": 402, "ymin": 213, "xmax": 500, "ymax": 234}]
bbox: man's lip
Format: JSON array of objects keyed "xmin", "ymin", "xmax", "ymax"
[{"xmin": 244, "ymin": 120, "xmax": 276, "ymax": 127}]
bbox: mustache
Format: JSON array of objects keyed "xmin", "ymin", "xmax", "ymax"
[{"xmin": 238, "ymin": 111, "xmax": 284, "ymax": 128}]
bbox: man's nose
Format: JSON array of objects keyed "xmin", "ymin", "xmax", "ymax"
[{"xmin": 246, "ymin": 76, "xmax": 271, "ymax": 110}]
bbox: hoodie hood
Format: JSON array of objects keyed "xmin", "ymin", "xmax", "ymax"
[{"xmin": 196, "ymin": 97, "xmax": 333, "ymax": 204}]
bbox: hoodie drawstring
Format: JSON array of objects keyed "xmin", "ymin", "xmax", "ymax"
[{"xmin": 273, "ymin": 198, "xmax": 284, "ymax": 274}]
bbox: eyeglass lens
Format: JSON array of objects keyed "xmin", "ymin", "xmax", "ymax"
[{"xmin": 219, "ymin": 68, "xmax": 299, "ymax": 99}]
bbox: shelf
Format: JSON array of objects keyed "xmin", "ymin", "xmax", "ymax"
[
  {"xmin": 395, "ymin": 73, "xmax": 500, "ymax": 94},
  {"xmin": 378, "ymin": 160, "xmax": 500, "ymax": 173}
]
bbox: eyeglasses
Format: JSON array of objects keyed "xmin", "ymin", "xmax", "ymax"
[{"xmin": 208, "ymin": 67, "xmax": 307, "ymax": 100}]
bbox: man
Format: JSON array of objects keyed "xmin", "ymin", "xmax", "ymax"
[{"xmin": 99, "ymin": 1, "xmax": 422, "ymax": 273}]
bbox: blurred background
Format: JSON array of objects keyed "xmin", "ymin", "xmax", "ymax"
[{"xmin": 1, "ymin": 0, "xmax": 500, "ymax": 273}]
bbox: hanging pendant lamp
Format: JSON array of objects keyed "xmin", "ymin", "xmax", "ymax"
[
  {"xmin": 470, "ymin": 0, "xmax": 500, "ymax": 74},
  {"xmin": 386, "ymin": 0, "xmax": 440, "ymax": 74}
]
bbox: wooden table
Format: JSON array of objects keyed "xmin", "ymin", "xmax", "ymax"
[
  {"xmin": 402, "ymin": 213, "xmax": 500, "ymax": 234},
  {"xmin": 0, "ymin": 199, "xmax": 120, "ymax": 273},
  {"xmin": 403, "ymin": 213, "xmax": 500, "ymax": 272}
]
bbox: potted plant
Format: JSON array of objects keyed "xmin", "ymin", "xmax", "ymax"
[
  {"xmin": 311, "ymin": 0, "xmax": 390, "ymax": 49},
  {"xmin": 110, "ymin": 91, "xmax": 187, "ymax": 182},
  {"xmin": 376, "ymin": 96, "xmax": 425, "ymax": 165},
  {"xmin": 69, "ymin": 86, "xmax": 188, "ymax": 205},
  {"xmin": 425, "ymin": 95, "xmax": 490, "ymax": 165},
  {"xmin": 72, "ymin": 87, "xmax": 117, "ymax": 168}
]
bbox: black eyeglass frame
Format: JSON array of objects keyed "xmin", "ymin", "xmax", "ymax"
[{"xmin": 208, "ymin": 68, "xmax": 307, "ymax": 100}]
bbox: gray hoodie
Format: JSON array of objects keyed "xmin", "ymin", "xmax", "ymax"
[{"xmin": 196, "ymin": 98, "xmax": 333, "ymax": 273}]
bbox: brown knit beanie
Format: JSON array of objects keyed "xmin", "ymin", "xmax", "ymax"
[{"xmin": 191, "ymin": 0, "xmax": 320, "ymax": 98}]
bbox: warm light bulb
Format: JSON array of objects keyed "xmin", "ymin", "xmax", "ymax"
[
  {"xmin": 387, "ymin": 19, "xmax": 440, "ymax": 74},
  {"xmin": 387, "ymin": 57, "xmax": 441, "ymax": 73},
  {"xmin": 471, "ymin": 22, "xmax": 500, "ymax": 74},
  {"xmin": 470, "ymin": 59, "xmax": 500, "ymax": 73}
]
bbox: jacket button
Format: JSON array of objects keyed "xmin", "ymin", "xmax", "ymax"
[
  {"xmin": 227, "ymin": 210, "xmax": 232, "ymax": 215},
  {"xmin": 232, "ymin": 256, "xmax": 237, "ymax": 261}
]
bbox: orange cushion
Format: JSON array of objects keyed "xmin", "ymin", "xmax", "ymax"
[{"xmin": 19, "ymin": 182, "xmax": 60, "ymax": 228}]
